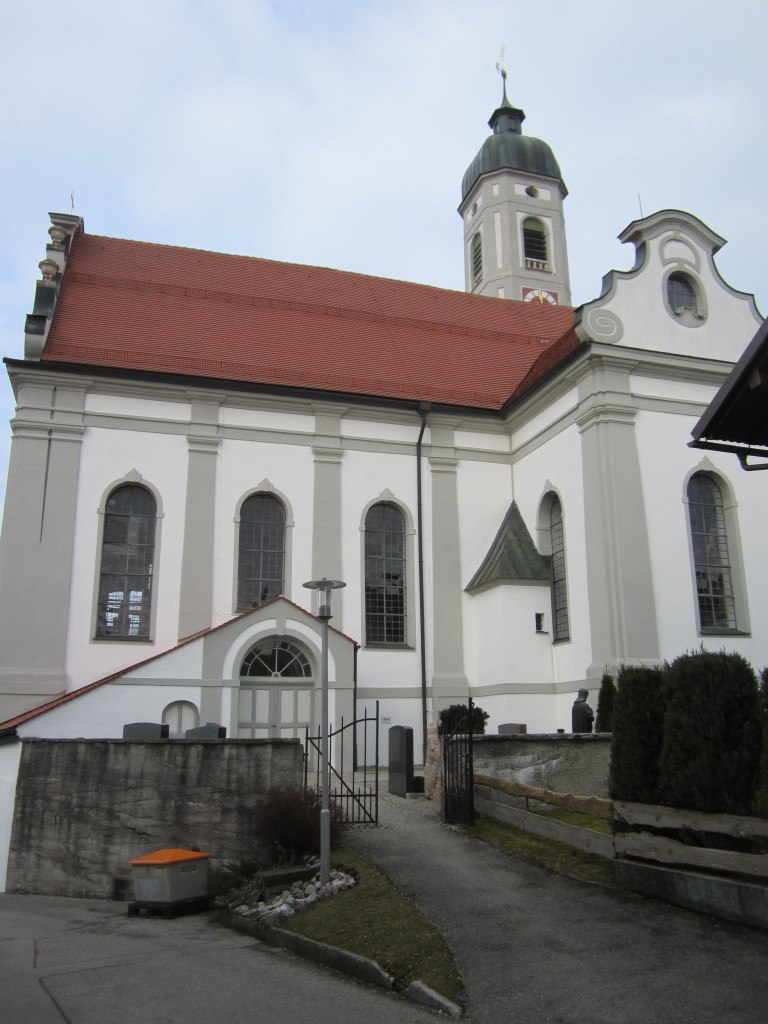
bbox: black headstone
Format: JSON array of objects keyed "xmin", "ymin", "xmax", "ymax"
[
  {"xmin": 388, "ymin": 726, "xmax": 414, "ymax": 797},
  {"xmin": 185, "ymin": 723, "xmax": 227, "ymax": 739},
  {"xmin": 122, "ymin": 722, "xmax": 169, "ymax": 740}
]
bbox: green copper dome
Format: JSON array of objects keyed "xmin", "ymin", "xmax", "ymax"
[{"xmin": 461, "ymin": 87, "xmax": 565, "ymax": 201}]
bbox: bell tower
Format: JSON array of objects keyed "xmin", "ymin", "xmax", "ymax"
[{"xmin": 459, "ymin": 70, "xmax": 571, "ymax": 306}]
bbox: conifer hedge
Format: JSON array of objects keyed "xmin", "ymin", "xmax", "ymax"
[
  {"xmin": 608, "ymin": 665, "xmax": 665, "ymax": 803},
  {"xmin": 752, "ymin": 668, "xmax": 768, "ymax": 819},
  {"xmin": 595, "ymin": 671, "xmax": 616, "ymax": 733},
  {"xmin": 657, "ymin": 650, "xmax": 762, "ymax": 816}
]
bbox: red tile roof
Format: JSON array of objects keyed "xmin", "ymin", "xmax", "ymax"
[{"xmin": 41, "ymin": 234, "xmax": 576, "ymax": 411}]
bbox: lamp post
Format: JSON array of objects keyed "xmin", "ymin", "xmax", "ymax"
[{"xmin": 302, "ymin": 577, "xmax": 346, "ymax": 884}]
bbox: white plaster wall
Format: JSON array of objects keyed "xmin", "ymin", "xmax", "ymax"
[
  {"xmin": 85, "ymin": 394, "xmax": 190, "ymax": 422},
  {"xmin": 17, "ymin": 683, "xmax": 204, "ymax": 739},
  {"xmin": 456, "ymin": 459, "xmax": 513, "ymax": 589},
  {"xmin": 477, "ymin": 693, "xmax": 560, "ymax": 736},
  {"xmin": 630, "ymin": 373, "xmax": 720, "ymax": 405},
  {"xmin": 454, "ymin": 428, "xmax": 510, "ymax": 453},
  {"xmin": 213, "ymin": 436, "xmax": 315, "ymax": 619},
  {"xmin": 511, "ymin": 387, "xmax": 579, "ymax": 451},
  {"xmin": 0, "ymin": 740, "xmax": 22, "ymax": 892},
  {"xmin": 124, "ymin": 638, "xmax": 204, "ymax": 679},
  {"xmin": 220, "ymin": 406, "xmax": 314, "ymax": 433},
  {"xmin": 356, "ymin": 696, "xmax": 425, "ymax": 765},
  {"xmin": 65, "ymin": 426, "xmax": 189, "ymax": 688},
  {"xmin": 512, "ymin": 422, "xmax": 592, "ymax": 684},
  {"xmin": 342, "ymin": 417, "xmax": 422, "ymax": 444},
  {"xmin": 635, "ymin": 406, "xmax": 768, "ymax": 670},
  {"xmin": 604, "ymin": 235, "xmax": 760, "ymax": 362},
  {"xmin": 470, "ymin": 586, "xmax": 554, "ymax": 689}
]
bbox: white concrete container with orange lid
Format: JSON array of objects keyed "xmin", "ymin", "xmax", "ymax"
[{"xmin": 129, "ymin": 848, "xmax": 210, "ymax": 904}]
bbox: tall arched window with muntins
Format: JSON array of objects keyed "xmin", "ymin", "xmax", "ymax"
[
  {"xmin": 365, "ymin": 503, "xmax": 406, "ymax": 645},
  {"xmin": 96, "ymin": 485, "xmax": 156, "ymax": 639},
  {"xmin": 471, "ymin": 232, "xmax": 483, "ymax": 285},
  {"xmin": 237, "ymin": 493, "xmax": 286, "ymax": 610},
  {"xmin": 523, "ymin": 217, "xmax": 548, "ymax": 269},
  {"xmin": 687, "ymin": 474, "xmax": 736, "ymax": 630},
  {"xmin": 550, "ymin": 497, "xmax": 569, "ymax": 641}
]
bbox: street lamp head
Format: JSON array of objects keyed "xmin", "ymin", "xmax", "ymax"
[{"xmin": 303, "ymin": 578, "xmax": 346, "ymax": 621}]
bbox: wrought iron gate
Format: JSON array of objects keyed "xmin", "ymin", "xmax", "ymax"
[
  {"xmin": 442, "ymin": 697, "xmax": 476, "ymax": 824},
  {"xmin": 304, "ymin": 703, "xmax": 379, "ymax": 824}
]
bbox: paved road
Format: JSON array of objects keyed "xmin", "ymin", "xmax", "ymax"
[
  {"xmin": 0, "ymin": 891, "xmax": 434, "ymax": 1024},
  {"xmin": 5, "ymin": 790, "xmax": 768, "ymax": 1023},
  {"xmin": 347, "ymin": 789, "xmax": 768, "ymax": 1024}
]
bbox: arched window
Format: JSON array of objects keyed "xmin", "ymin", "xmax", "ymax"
[
  {"xmin": 687, "ymin": 474, "xmax": 736, "ymax": 630},
  {"xmin": 365, "ymin": 502, "xmax": 406, "ymax": 645},
  {"xmin": 238, "ymin": 638, "xmax": 313, "ymax": 739},
  {"xmin": 667, "ymin": 272, "xmax": 698, "ymax": 315},
  {"xmin": 471, "ymin": 232, "xmax": 483, "ymax": 285},
  {"xmin": 237, "ymin": 493, "xmax": 286, "ymax": 610},
  {"xmin": 240, "ymin": 638, "xmax": 312, "ymax": 678},
  {"xmin": 162, "ymin": 701, "xmax": 199, "ymax": 738},
  {"xmin": 550, "ymin": 497, "xmax": 569, "ymax": 642},
  {"xmin": 96, "ymin": 485, "xmax": 156, "ymax": 639},
  {"xmin": 523, "ymin": 217, "xmax": 548, "ymax": 269}
]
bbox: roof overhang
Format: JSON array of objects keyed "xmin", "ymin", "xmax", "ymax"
[{"xmin": 690, "ymin": 318, "xmax": 768, "ymax": 470}]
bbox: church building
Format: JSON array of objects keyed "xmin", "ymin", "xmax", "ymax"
[{"xmin": 0, "ymin": 79, "xmax": 765, "ymax": 770}]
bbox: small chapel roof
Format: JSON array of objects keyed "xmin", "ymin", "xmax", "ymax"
[
  {"xmin": 465, "ymin": 501, "xmax": 551, "ymax": 592},
  {"xmin": 36, "ymin": 231, "xmax": 576, "ymax": 412}
]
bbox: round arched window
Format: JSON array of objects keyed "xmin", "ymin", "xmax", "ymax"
[
  {"xmin": 666, "ymin": 272, "xmax": 705, "ymax": 324},
  {"xmin": 240, "ymin": 638, "xmax": 312, "ymax": 678}
]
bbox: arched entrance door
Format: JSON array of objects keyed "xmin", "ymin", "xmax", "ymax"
[{"xmin": 237, "ymin": 638, "xmax": 314, "ymax": 739}]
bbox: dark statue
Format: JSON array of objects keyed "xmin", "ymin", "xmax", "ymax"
[{"xmin": 571, "ymin": 688, "xmax": 594, "ymax": 733}]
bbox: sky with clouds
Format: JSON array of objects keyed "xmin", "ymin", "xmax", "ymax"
[{"xmin": 1, "ymin": 0, "xmax": 767, "ymax": 511}]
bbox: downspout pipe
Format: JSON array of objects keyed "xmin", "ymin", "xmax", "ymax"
[{"xmin": 416, "ymin": 403, "xmax": 430, "ymax": 762}]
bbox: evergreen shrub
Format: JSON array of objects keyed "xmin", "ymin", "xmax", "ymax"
[
  {"xmin": 438, "ymin": 703, "xmax": 489, "ymax": 736},
  {"xmin": 608, "ymin": 665, "xmax": 666, "ymax": 803},
  {"xmin": 752, "ymin": 667, "xmax": 768, "ymax": 819},
  {"xmin": 595, "ymin": 671, "xmax": 617, "ymax": 733},
  {"xmin": 256, "ymin": 784, "xmax": 345, "ymax": 865},
  {"xmin": 658, "ymin": 650, "xmax": 761, "ymax": 815}
]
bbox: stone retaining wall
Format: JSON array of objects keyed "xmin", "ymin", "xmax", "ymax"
[
  {"xmin": 6, "ymin": 737, "xmax": 303, "ymax": 898},
  {"xmin": 425, "ymin": 728, "xmax": 611, "ymax": 802},
  {"xmin": 473, "ymin": 733, "xmax": 611, "ymax": 797}
]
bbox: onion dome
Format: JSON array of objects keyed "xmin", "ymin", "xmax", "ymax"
[{"xmin": 461, "ymin": 77, "xmax": 565, "ymax": 201}]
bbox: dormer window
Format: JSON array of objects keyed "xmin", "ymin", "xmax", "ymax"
[
  {"xmin": 668, "ymin": 273, "xmax": 696, "ymax": 313},
  {"xmin": 522, "ymin": 217, "xmax": 548, "ymax": 271},
  {"xmin": 666, "ymin": 271, "xmax": 706, "ymax": 326}
]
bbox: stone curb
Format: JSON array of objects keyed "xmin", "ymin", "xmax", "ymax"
[
  {"xmin": 213, "ymin": 909, "xmax": 463, "ymax": 1015},
  {"xmin": 403, "ymin": 980, "xmax": 463, "ymax": 1018}
]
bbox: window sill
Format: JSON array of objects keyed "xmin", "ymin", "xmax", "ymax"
[
  {"xmin": 699, "ymin": 628, "xmax": 750, "ymax": 637},
  {"xmin": 364, "ymin": 643, "xmax": 414, "ymax": 651},
  {"xmin": 93, "ymin": 636, "xmax": 154, "ymax": 643},
  {"xmin": 552, "ymin": 637, "xmax": 571, "ymax": 645}
]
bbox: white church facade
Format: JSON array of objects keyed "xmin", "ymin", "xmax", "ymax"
[{"xmin": 0, "ymin": 81, "xmax": 765, "ymax": 772}]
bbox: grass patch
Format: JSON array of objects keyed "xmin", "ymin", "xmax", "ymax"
[
  {"xmin": 279, "ymin": 847, "xmax": 464, "ymax": 1005},
  {"xmin": 531, "ymin": 806, "xmax": 613, "ymax": 834},
  {"xmin": 467, "ymin": 817, "xmax": 617, "ymax": 888}
]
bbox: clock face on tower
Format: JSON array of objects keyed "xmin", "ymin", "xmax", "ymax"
[{"xmin": 522, "ymin": 287, "xmax": 559, "ymax": 305}]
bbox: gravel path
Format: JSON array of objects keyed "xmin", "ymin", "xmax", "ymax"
[{"xmin": 346, "ymin": 782, "xmax": 768, "ymax": 1024}]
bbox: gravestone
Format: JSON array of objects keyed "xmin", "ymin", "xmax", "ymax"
[
  {"xmin": 388, "ymin": 726, "xmax": 414, "ymax": 797},
  {"xmin": 122, "ymin": 723, "xmax": 169, "ymax": 740},
  {"xmin": 185, "ymin": 723, "xmax": 227, "ymax": 739}
]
